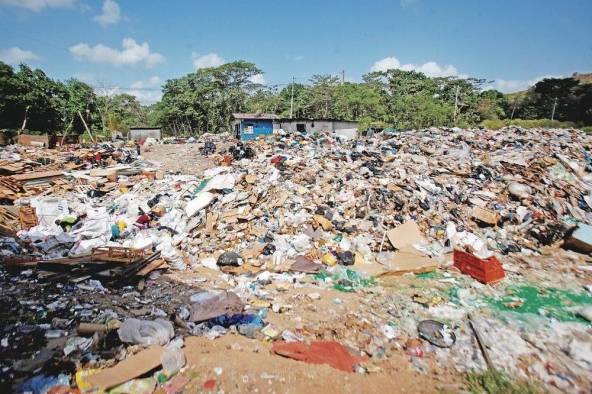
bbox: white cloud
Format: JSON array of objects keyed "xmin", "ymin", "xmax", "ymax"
[
  {"xmin": 371, "ymin": 56, "xmax": 401, "ymax": 72},
  {"xmin": 487, "ymin": 74, "xmax": 563, "ymax": 93},
  {"xmin": 0, "ymin": 0, "xmax": 74, "ymax": 12},
  {"xmin": 371, "ymin": 55, "xmax": 463, "ymax": 78},
  {"xmin": 0, "ymin": 47, "xmax": 40, "ymax": 64},
  {"xmin": 192, "ymin": 52, "xmax": 225, "ymax": 69},
  {"xmin": 70, "ymin": 38, "xmax": 165, "ymax": 68},
  {"xmin": 96, "ymin": 76, "xmax": 163, "ymax": 104},
  {"xmin": 249, "ymin": 74, "xmax": 266, "ymax": 85},
  {"xmin": 93, "ymin": 0, "xmax": 121, "ymax": 27},
  {"xmin": 123, "ymin": 76, "xmax": 163, "ymax": 104}
]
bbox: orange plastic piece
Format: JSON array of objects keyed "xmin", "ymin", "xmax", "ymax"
[
  {"xmin": 271, "ymin": 341, "xmax": 365, "ymax": 372},
  {"xmin": 453, "ymin": 249, "xmax": 505, "ymax": 284}
]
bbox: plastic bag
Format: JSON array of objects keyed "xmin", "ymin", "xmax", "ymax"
[
  {"xmin": 118, "ymin": 318, "xmax": 174, "ymax": 346},
  {"xmin": 185, "ymin": 192, "xmax": 216, "ymax": 217}
]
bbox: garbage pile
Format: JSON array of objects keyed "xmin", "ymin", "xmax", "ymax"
[{"xmin": 1, "ymin": 126, "xmax": 591, "ymax": 393}]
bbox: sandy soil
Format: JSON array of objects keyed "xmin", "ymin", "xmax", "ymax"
[
  {"xmin": 141, "ymin": 142, "xmax": 231, "ymax": 176},
  {"xmin": 181, "ymin": 335, "xmax": 461, "ymax": 394}
]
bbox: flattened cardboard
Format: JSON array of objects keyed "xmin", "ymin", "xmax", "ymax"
[
  {"xmin": 386, "ymin": 221, "xmax": 426, "ymax": 250},
  {"xmin": 85, "ymin": 346, "xmax": 164, "ymax": 390},
  {"xmin": 472, "ymin": 206, "xmax": 499, "ymax": 225},
  {"xmin": 354, "ymin": 250, "xmax": 438, "ymax": 277}
]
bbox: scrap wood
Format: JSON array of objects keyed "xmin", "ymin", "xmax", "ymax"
[
  {"xmin": 0, "ymin": 160, "xmax": 34, "ymax": 175},
  {"xmin": 11, "ymin": 170, "xmax": 64, "ymax": 182},
  {"xmin": 468, "ymin": 313, "xmax": 494, "ymax": 370},
  {"xmin": 1, "ymin": 255, "xmax": 89, "ymax": 269},
  {"xmin": 85, "ymin": 346, "xmax": 164, "ymax": 391},
  {"xmin": 313, "ymin": 214, "xmax": 333, "ymax": 230},
  {"xmin": 0, "ymin": 206, "xmax": 20, "ymax": 235},
  {"xmin": 91, "ymin": 246, "xmax": 149, "ymax": 264},
  {"xmin": 241, "ymin": 243, "xmax": 265, "ymax": 260},
  {"xmin": 18, "ymin": 205, "xmax": 38, "ymax": 230},
  {"xmin": 0, "ymin": 176, "xmax": 25, "ymax": 200},
  {"xmin": 220, "ymin": 263, "xmax": 262, "ymax": 275},
  {"xmin": 472, "ymin": 206, "xmax": 499, "ymax": 225},
  {"xmin": 136, "ymin": 258, "xmax": 168, "ymax": 276},
  {"xmin": 110, "ymin": 251, "xmax": 162, "ymax": 284}
]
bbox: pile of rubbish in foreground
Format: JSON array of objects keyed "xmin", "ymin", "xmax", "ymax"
[{"xmin": 1, "ymin": 127, "xmax": 591, "ymax": 393}]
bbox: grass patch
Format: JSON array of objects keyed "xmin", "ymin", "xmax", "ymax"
[{"xmin": 465, "ymin": 370, "xmax": 542, "ymax": 394}]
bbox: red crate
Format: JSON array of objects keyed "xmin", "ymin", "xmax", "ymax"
[{"xmin": 453, "ymin": 249, "xmax": 505, "ymax": 284}]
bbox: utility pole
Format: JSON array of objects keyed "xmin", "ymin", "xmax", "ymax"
[
  {"xmin": 551, "ymin": 97, "xmax": 558, "ymax": 121},
  {"xmin": 290, "ymin": 76, "xmax": 295, "ymax": 118},
  {"xmin": 342, "ymin": 70, "xmax": 345, "ymax": 84}
]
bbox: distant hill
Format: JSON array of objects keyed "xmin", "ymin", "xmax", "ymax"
[
  {"xmin": 504, "ymin": 72, "xmax": 592, "ymax": 100},
  {"xmin": 572, "ymin": 72, "xmax": 592, "ymax": 84}
]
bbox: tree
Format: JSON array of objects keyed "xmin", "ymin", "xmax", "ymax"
[
  {"xmin": 0, "ymin": 62, "xmax": 21, "ymax": 129},
  {"xmin": 275, "ymin": 83, "xmax": 311, "ymax": 118},
  {"xmin": 308, "ymin": 75, "xmax": 339, "ymax": 118},
  {"xmin": 477, "ymin": 89, "xmax": 508, "ymax": 120},
  {"xmin": 62, "ymin": 79, "xmax": 99, "ymax": 135},
  {"xmin": 158, "ymin": 61, "xmax": 262, "ymax": 134},
  {"xmin": 96, "ymin": 93, "xmax": 147, "ymax": 133},
  {"xmin": 332, "ymin": 82, "xmax": 385, "ymax": 122},
  {"xmin": 11, "ymin": 64, "xmax": 65, "ymax": 132},
  {"xmin": 246, "ymin": 87, "xmax": 279, "ymax": 114}
]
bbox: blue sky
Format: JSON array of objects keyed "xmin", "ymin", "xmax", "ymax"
[{"xmin": 1, "ymin": 0, "xmax": 590, "ymax": 103}]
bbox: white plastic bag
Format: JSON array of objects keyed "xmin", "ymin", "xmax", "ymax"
[
  {"xmin": 118, "ymin": 318, "xmax": 174, "ymax": 346},
  {"xmin": 185, "ymin": 192, "xmax": 216, "ymax": 217}
]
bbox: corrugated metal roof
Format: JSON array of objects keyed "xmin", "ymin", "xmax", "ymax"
[{"xmin": 232, "ymin": 113, "xmax": 279, "ymax": 120}]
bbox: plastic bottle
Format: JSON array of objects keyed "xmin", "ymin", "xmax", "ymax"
[{"xmin": 161, "ymin": 348, "xmax": 185, "ymax": 376}]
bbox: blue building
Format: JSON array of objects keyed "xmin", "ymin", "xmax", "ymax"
[{"xmin": 232, "ymin": 113, "xmax": 279, "ymax": 141}]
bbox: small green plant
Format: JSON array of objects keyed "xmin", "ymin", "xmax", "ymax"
[{"xmin": 465, "ymin": 370, "xmax": 542, "ymax": 394}]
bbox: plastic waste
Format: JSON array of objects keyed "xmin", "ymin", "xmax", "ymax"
[
  {"xmin": 161, "ymin": 347, "xmax": 186, "ymax": 376},
  {"xmin": 185, "ymin": 192, "xmax": 216, "ymax": 217},
  {"xmin": 118, "ymin": 318, "xmax": 174, "ymax": 346},
  {"xmin": 30, "ymin": 198, "xmax": 69, "ymax": 226},
  {"xmin": 446, "ymin": 222, "xmax": 493, "ymax": 259},
  {"xmin": 200, "ymin": 257, "xmax": 219, "ymax": 270},
  {"xmin": 18, "ymin": 374, "xmax": 70, "ymax": 394},
  {"xmin": 508, "ymin": 182, "xmax": 532, "ymax": 199},
  {"xmin": 291, "ymin": 234, "xmax": 311, "ymax": 252},
  {"xmin": 63, "ymin": 336, "xmax": 94, "ymax": 356},
  {"xmin": 109, "ymin": 377, "xmax": 156, "ymax": 394},
  {"xmin": 417, "ymin": 320, "xmax": 456, "ymax": 348},
  {"xmin": 202, "ymin": 173, "xmax": 235, "ymax": 192},
  {"xmin": 217, "ymin": 252, "xmax": 241, "ymax": 267},
  {"xmin": 337, "ymin": 251, "xmax": 354, "ymax": 266},
  {"xmin": 314, "ymin": 267, "xmax": 374, "ymax": 292}
]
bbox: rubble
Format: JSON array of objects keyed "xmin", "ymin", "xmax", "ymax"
[{"xmin": 1, "ymin": 126, "xmax": 591, "ymax": 392}]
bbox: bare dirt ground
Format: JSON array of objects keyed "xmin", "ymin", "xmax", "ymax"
[
  {"xmin": 163, "ymin": 269, "xmax": 463, "ymax": 394},
  {"xmin": 136, "ymin": 143, "xmax": 466, "ymax": 393},
  {"xmin": 141, "ymin": 142, "xmax": 231, "ymax": 176}
]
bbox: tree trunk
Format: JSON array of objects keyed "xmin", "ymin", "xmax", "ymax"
[
  {"xmin": 20, "ymin": 105, "xmax": 31, "ymax": 134},
  {"xmin": 78, "ymin": 111, "xmax": 95, "ymax": 144}
]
